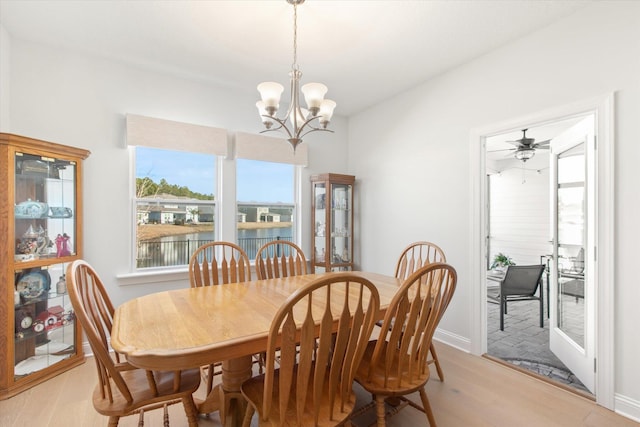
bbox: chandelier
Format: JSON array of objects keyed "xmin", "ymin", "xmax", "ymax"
[{"xmin": 256, "ymin": 0, "xmax": 336, "ymax": 151}]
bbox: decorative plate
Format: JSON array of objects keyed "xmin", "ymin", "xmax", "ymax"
[
  {"xmin": 15, "ymin": 200, "xmax": 49, "ymax": 219},
  {"xmin": 49, "ymin": 206, "xmax": 73, "ymax": 218},
  {"xmin": 15, "ymin": 270, "xmax": 51, "ymax": 301}
]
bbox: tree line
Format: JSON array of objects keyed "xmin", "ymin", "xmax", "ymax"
[{"xmin": 136, "ymin": 177, "xmax": 214, "ymax": 200}]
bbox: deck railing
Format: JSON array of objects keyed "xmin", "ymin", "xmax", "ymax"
[{"xmin": 136, "ymin": 236, "xmax": 292, "ymax": 268}]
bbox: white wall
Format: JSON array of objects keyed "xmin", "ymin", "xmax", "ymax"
[
  {"xmin": 4, "ymin": 38, "xmax": 349, "ymax": 308},
  {"xmin": 0, "ymin": 25, "xmax": 9, "ymax": 130},
  {"xmin": 489, "ymin": 163, "xmax": 551, "ymax": 267},
  {"xmin": 348, "ymin": 1, "xmax": 640, "ymax": 415}
]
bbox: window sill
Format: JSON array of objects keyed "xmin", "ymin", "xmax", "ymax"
[{"xmin": 116, "ymin": 267, "xmax": 189, "ymax": 286}]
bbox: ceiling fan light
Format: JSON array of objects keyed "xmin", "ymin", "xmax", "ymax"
[{"xmin": 515, "ymin": 149, "xmax": 535, "ymax": 161}]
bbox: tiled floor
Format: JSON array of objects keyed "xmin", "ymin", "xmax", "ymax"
[{"xmin": 486, "ymin": 285, "xmax": 590, "ymax": 394}]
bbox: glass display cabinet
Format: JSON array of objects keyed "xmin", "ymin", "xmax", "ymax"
[
  {"xmin": 311, "ymin": 173, "xmax": 355, "ymax": 272},
  {"xmin": 1, "ymin": 133, "xmax": 90, "ymax": 399}
]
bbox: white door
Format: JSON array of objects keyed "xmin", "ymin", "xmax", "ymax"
[{"xmin": 549, "ymin": 117, "xmax": 595, "ymax": 393}]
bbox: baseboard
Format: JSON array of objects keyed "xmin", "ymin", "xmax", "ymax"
[
  {"xmin": 615, "ymin": 393, "xmax": 640, "ymax": 422},
  {"xmin": 433, "ymin": 328, "xmax": 471, "ymax": 353}
]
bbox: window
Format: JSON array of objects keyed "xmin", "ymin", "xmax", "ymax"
[
  {"xmin": 135, "ymin": 146, "xmax": 216, "ymax": 268},
  {"xmin": 126, "ymin": 116, "xmax": 306, "ymax": 273},
  {"xmin": 236, "ymin": 159, "xmax": 295, "ymax": 259}
]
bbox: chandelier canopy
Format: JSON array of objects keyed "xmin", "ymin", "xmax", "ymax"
[{"xmin": 256, "ymin": 0, "xmax": 336, "ymax": 151}]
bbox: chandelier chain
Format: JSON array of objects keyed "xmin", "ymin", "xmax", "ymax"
[{"xmin": 292, "ymin": 2, "xmax": 298, "ymax": 69}]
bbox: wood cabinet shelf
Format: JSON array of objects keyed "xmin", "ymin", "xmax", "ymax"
[
  {"xmin": 310, "ymin": 173, "xmax": 355, "ymax": 272},
  {"xmin": 1, "ymin": 133, "xmax": 90, "ymax": 400}
]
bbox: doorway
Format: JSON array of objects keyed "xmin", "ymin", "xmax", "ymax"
[
  {"xmin": 469, "ymin": 94, "xmax": 615, "ymax": 409},
  {"xmin": 484, "ymin": 115, "xmax": 592, "ymax": 394}
]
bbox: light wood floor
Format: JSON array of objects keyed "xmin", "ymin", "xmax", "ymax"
[{"xmin": 1, "ymin": 342, "xmax": 637, "ymax": 426}]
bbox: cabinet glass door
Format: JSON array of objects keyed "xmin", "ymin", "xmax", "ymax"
[
  {"xmin": 330, "ymin": 183, "xmax": 352, "ymax": 269},
  {"xmin": 313, "ymin": 182, "xmax": 327, "ymax": 265},
  {"xmin": 13, "ymin": 152, "xmax": 78, "ymax": 380},
  {"xmin": 14, "ymin": 153, "xmax": 77, "ymax": 262},
  {"xmin": 14, "ymin": 263, "xmax": 76, "ymax": 380}
]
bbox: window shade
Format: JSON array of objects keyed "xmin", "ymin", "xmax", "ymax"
[
  {"xmin": 126, "ymin": 114, "xmax": 227, "ymax": 156},
  {"xmin": 235, "ymin": 132, "xmax": 308, "ymax": 166}
]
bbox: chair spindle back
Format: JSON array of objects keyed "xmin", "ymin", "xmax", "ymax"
[
  {"xmin": 394, "ymin": 241, "xmax": 446, "ymax": 281},
  {"xmin": 255, "ymin": 240, "xmax": 308, "ymax": 280},
  {"xmin": 262, "ymin": 273, "xmax": 380, "ymax": 425},
  {"xmin": 189, "ymin": 241, "xmax": 251, "ymax": 287},
  {"xmin": 371, "ymin": 262, "xmax": 457, "ymax": 389}
]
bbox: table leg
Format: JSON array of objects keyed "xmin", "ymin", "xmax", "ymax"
[
  {"xmin": 221, "ymin": 356, "xmax": 253, "ymax": 427},
  {"xmin": 195, "ymin": 356, "xmax": 253, "ymax": 427}
]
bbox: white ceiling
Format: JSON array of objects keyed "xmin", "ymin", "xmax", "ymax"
[
  {"xmin": 485, "ymin": 116, "xmax": 585, "ymax": 171},
  {"xmin": 0, "ymin": 0, "xmax": 591, "ymax": 116}
]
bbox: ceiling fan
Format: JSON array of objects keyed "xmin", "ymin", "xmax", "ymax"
[{"xmin": 491, "ymin": 128, "xmax": 551, "ymax": 162}]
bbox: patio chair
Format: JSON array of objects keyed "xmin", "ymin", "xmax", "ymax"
[
  {"xmin": 66, "ymin": 260, "xmax": 200, "ymax": 427},
  {"xmin": 487, "ymin": 264, "xmax": 545, "ymax": 331}
]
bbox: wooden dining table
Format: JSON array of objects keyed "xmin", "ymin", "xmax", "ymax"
[{"xmin": 110, "ymin": 271, "xmax": 401, "ymax": 427}]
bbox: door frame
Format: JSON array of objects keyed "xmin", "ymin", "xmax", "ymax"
[{"xmin": 469, "ymin": 93, "xmax": 614, "ymax": 409}]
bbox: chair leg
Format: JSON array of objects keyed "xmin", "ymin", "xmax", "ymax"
[
  {"xmin": 539, "ymin": 295, "xmax": 544, "ymax": 328},
  {"xmin": 163, "ymin": 404, "xmax": 170, "ymax": 427},
  {"xmin": 182, "ymin": 396, "xmax": 200, "ymax": 427},
  {"xmin": 418, "ymin": 387, "xmax": 437, "ymax": 427},
  {"xmin": 429, "ymin": 343, "xmax": 444, "ymax": 381},
  {"xmin": 375, "ymin": 395, "xmax": 387, "ymax": 427},
  {"xmin": 500, "ymin": 298, "xmax": 505, "ymax": 331}
]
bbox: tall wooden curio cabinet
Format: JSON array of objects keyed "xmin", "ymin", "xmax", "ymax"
[
  {"xmin": 311, "ymin": 173, "xmax": 355, "ymax": 272},
  {"xmin": 0, "ymin": 133, "xmax": 90, "ymax": 399}
]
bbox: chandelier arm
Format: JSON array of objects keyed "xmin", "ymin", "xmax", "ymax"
[
  {"xmin": 294, "ymin": 115, "xmax": 327, "ymax": 137},
  {"xmin": 261, "ymin": 115, "xmax": 294, "ymax": 138},
  {"xmin": 298, "ymin": 126, "xmax": 334, "ymax": 140},
  {"xmin": 294, "ymin": 118, "xmax": 319, "ymax": 137}
]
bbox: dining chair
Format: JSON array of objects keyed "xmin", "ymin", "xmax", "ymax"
[
  {"xmin": 66, "ymin": 260, "xmax": 200, "ymax": 427},
  {"xmin": 393, "ymin": 241, "xmax": 447, "ymax": 381},
  {"xmin": 255, "ymin": 240, "xmax": 308, "ymax": 374},
  {"xmin": 188, "ymin": 241, "xmax": 253, "ymax": 396},
  {"xmin": 240, "ymin": 273, "xmax": 381, "ymax": 427},
  {"xmin": 255, "ymin": 240, "xmax": 308, "ymax": 280},
  {"xmin": 353, "ymin": 262, "xmax": 457, "ymax": 427},
  {"xmin": 189, "ymin": 241, "xmax": 251, "ymax": 287}
]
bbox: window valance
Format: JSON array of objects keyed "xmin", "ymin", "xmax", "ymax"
[
  {"xmin": 234, "ymin": 132, "xmax": 308, "ymax": 166},
  {"xmin": 126, "ymin": 114, "xmax": 227, "ymax": 156}
]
